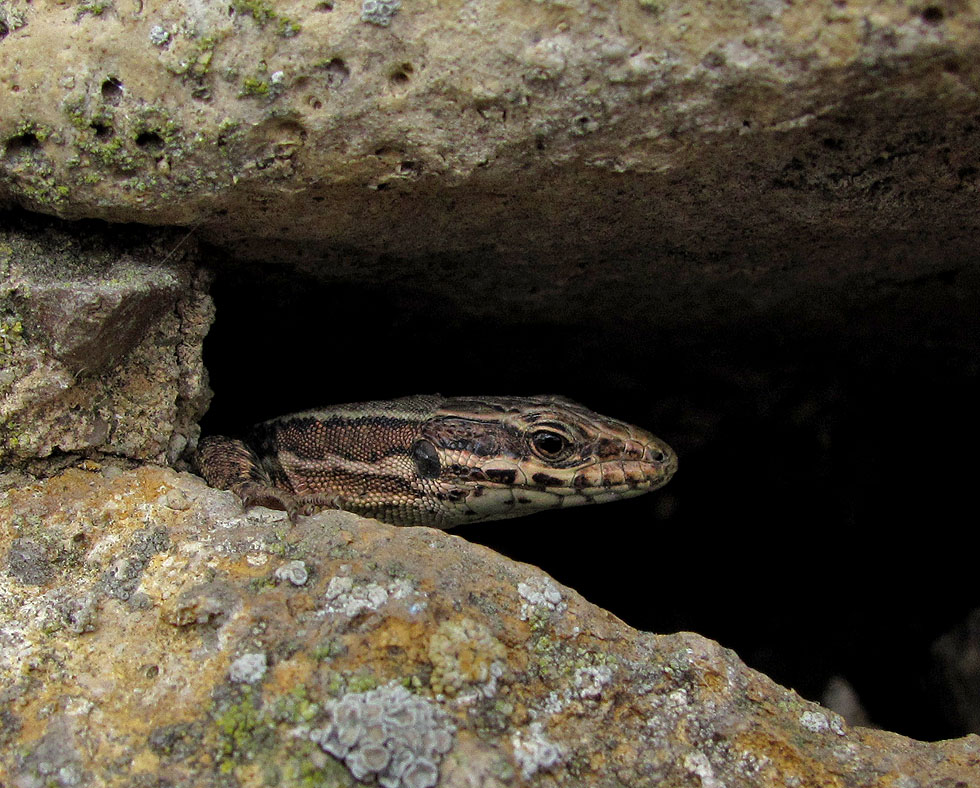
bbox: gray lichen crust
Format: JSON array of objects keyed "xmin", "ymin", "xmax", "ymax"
[
  {"xmin": 310, "ymin": 683, "xmax": 454, "ymax": 788},
  {"xmin": 2, "ymin": 472, "xmax": 980, "ymax": 786},
  {"xmin": 360, "ymin": 0, "xmax": 400, "ymax": 27}
]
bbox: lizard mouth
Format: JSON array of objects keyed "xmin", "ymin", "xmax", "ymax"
[
  {"xmin": 468, "ymin": 438, "xmax": 677, "ymax": 495},
  {"xmin": 456, "ymin": 441, "xmax": 677, "ymax": 520},
  {"xmin": 567, "ymin": 438, "xmax": 678, "ymax": 497}
]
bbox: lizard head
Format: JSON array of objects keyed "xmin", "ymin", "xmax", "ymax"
[{"xmin": 414, "ymin": 395, "xmax": 677, "ymax": 526}]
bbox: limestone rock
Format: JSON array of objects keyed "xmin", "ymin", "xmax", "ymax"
[
  {"xmin": 0, "ymin": 215, "xmax": 212, "ymax": 466},
  {"xmin": 1, "ymin": 0, "xmax": 979, "ymax": 284},
  {"xmin": 1, "ymin": 465, "xmax": 977, "ymax": 787}
]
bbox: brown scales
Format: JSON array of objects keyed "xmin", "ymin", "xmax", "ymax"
[{"xmin": 196, "ymin": 394, "xmax": 678, "ymax": 528}]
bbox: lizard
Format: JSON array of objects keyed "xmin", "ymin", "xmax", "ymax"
[{"xmin": 196, "ymin": 394, "xmax": 677, "ymax": 529}]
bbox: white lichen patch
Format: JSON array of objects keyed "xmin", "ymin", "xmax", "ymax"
[
  {"xmin": 517, "ymin": 576, "xmax": 565, "ymax": 621},
  {"xmin": 323, "ymin": 576, "xmax": 386, "ymax": 616},
  {"xmin": 229, "ymin": 652, "xmax": 267, "ymax": 684},
  {"xmin": 427, "ymin": 617, "xmax": 506, "ymax": 698},
  {"xmin": 310, "ymin": 682, "xmax": 455, "ymax": 788},
  {"xmin": 274, "ymin": 559, "xmax": 309, "ymax": 586},
  {"xmin": 361, "ymin": 0, "xmax": 401, "ymax": 26},
  {"xmin": 148, "ymin": 25, "xmax": 170, "ymax": 45},
  {"xmin": 573, "ymin": 664, "xmax": 613, "ymax": 700},
  {"xmin": 321, "ymin": 575, "xmax": 425, "ymax": 618},
  {"xmin": 683, "ymin": 750, "xmax": 726, "ymax": 788},
  {"xmin": 800, "ymin": 708, "xmax": 846, "ymax": 736},
  {"xmin": 799, "ymin": 709, "xmax": 829, "ymax": 733},
  {"xmin": 511, "ymin": 721, "xmax": 563, "ymax": 779}
]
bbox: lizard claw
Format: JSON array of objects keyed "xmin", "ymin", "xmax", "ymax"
[
  {"xmin": 294, "ymin": 494, "xmax": 346, "ymax": 519},
  {"xmin": 232, "ymin": 482, "xmax": 303, "ymax": 521}
]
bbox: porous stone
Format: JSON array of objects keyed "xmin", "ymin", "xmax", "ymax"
[
  {"xmin": 1, "ymin": 465, "xmax": 978, "ymax": 787},
  {"xmin": 0, "ymin": 214, "xmax": 212, "ymax": 466},
  {"xmin": 0, "ymin": 0, "xmax": 979, "ymax": 340}
]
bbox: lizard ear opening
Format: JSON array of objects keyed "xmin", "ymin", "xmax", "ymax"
[{"xmin": 411, "ymin": 439, "xmax": 441, "ymax": 479}]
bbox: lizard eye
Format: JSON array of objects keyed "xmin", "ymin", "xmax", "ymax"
[
  {"xmin": 529, "ymin": 430, "xmax": 570, "ymax": 460},
  {"xmin": 411, "ymin": 440, "xmax": 441, "ymax": 479}
]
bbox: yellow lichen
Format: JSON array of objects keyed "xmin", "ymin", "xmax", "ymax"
[{"xmin": 427, "ymin": 617, "xmax": 506, "ymax": 696}]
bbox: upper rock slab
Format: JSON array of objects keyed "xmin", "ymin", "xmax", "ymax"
[{"xmin": 1, "ymin": 1, "xmax": 979, "ymax": 263}]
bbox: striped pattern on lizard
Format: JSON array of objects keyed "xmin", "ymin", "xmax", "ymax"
[{"xmin": 196, "ymin": 394, "xmax": 677, "ymax": 529}]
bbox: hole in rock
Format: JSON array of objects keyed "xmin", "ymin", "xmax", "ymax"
[
  {"xmin": 4, "ymin": 132, "xmax": 39, "ymax": 156},
  {"xmin": 101, "ymin": 76, "xmax": 124, "ymax": 104},
  {"xmin": 199, "ymin": 253, "xmax": 980, "ymax": 743},
  {"xmin": 322, "ymin": 58, "xmax": 350, "ymax": 87},
  {"xmin": 389, "ymin": 63, "xmax": 413, "ymax": 86},
  {"xmin": 135, "ymin": 131, "xmax": 165, "ymax": 150},
  {"xmin": 921, "ymin": 5, "xmax": 945, "ymax": 23}
]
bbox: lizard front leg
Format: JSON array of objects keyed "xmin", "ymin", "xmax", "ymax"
[{"xmin": 196, "ymin": 436, "xmax": 345, "ymax": 521}]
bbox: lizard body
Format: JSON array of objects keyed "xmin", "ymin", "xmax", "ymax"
[{"xmin": 196, "ymin": 394, "xmax": 677, "ymax": 528}]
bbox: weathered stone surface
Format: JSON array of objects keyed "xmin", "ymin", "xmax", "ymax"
[
  {"xmin": 1, "ymin": 0, "xmax": 980, "ymax": 299},
  {"xmin": 0, "ymin": 215, "xmax": 212, "ymax": 466},
  {"xmin": 1, "ymin": 465, "xmax": 978, "ymax": 787}
]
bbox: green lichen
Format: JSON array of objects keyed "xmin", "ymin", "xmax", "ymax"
[
  {"xmin": 527, "ymin": 629, "xmax": 623, "ymax": 689},
  {"xmin": 278, "ymin": 740, "xmax": 350, "ymax": 787},
  {"xmin": 232, "ymin": 0, "xmax": 276, "ymax": 25},
  {"xmin": 168, "ymin": 36, "xmax": 217, "ymax": 83},
  {"xmin": 212, "ymin": 689, "xmax": 276, "ymax": 771},
  {"xmin": 263, "ymin": 530, "xmax": 288, "ymax": 556},
  {"xmin": 0, "ymin": 319, "xmax": 23, "ymax": 354},
  {"xmin": 278, "ymin": 17, "xmax": 301, "ymax": 37},
  {"xmin": 346, "ymin": 674, "xmax": 379, "ymax": 693},
  {"xmin": 77, "ymin": 136, "xmax": 140, "ymax": 172},
  {"xmin": 192, "ymin": 37, "xmax": 217, "ymax": 78},
  {"xmin": 270, "ymin": 686, "xmax": 319, "ymax": 724},
  {"xmin": 312, "ymin": 638, "xmax": 345, "ymax": 661},
  {"xmin": 62, "ymin": 96, "xmax": 91, "ymax": 130},
  {"xmin": 240, "ymin": 77, "xmax": 270, "ymax": 97},
  {"xmin": 527, "ymin": 606, "xmax": 552, "ymax": 633},
  {"xmin": 14, "ymin": 120, "xmax": 51, "ymax": 144},
  {"xmin": 0, "ymin": 3, "xmax": 28, "ymax": 32},
  {"xmin": 75, "ymin": 0, "xmax": 113, "ymax": 20},
  {"xmin": 132, "ymin": 107, "xmax": 181, "ymax": 144},
  {"xmin": 327, "ymin": 543, "xmax": 357, "ymax": 561},
  {"xmin": 231, "ymin": 0, "xmax": 300, "ymax": 36},
  {"xmin": 384, "ymin": 560, "xmax": 414, "ymax": 580},
  {"xmin": 248, "ymin": 575, "xmax": 276, "ymax": 593},
  {"xmin": 5, "ymin": 152, "xmax": 72, "ymax": 208},
  {"xmin": 318, "ymin": 668, "xmax": 346, "ymax": 696}
]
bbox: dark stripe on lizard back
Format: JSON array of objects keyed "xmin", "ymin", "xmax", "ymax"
[{"xmin": 250, "ymin": 415, "xmax": 421, "ymax": 463}]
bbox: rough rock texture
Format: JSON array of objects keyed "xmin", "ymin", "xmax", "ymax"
[
  {"xmin": 0, "ymin": 214, "xmax": 212, "ymax": 467},
  {"xmin": 2, "ymin": 1, "xmax": 980, "ymax": 329},
  {"xmin": 1, "ymin": 465, "xmax": 978, "ymax": 787},
  {"xmin": 2, "ymin": 0, "xmax": 979, "ymax": 772}
]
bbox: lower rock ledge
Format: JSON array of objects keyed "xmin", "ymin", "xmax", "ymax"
[{"xmin": 1, "ymin": 465, "xmax": 977, "ymax": 787}]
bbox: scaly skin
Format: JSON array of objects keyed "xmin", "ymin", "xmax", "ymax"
[{"xmin": 196, "ymin": 394, "xmax": 677, "ymax": 528}]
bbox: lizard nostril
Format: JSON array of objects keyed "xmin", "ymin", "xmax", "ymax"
[{"xmin": 649, "ymin": 448, "xmax": 667, "ymax": 464}]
